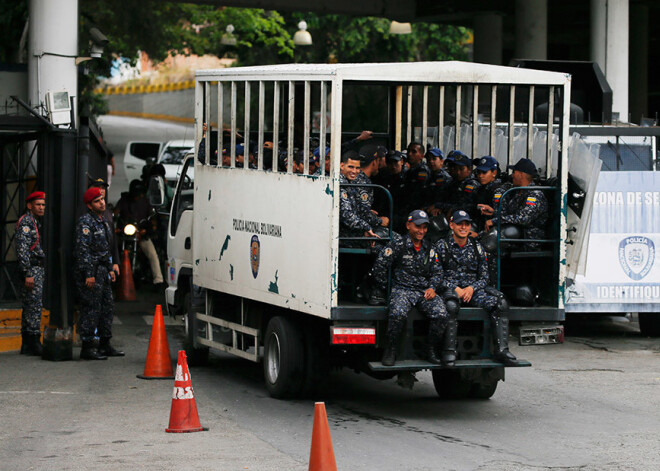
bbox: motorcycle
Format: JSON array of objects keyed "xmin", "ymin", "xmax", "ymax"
[{"xmin": 115, "ymin": 212, "xmax": 158, "ymax": 287}]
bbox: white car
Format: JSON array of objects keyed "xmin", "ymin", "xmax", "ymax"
[
  {"xmin": 157, "ymin": 140, "xmax": 195, "ymax": 185},
  {"xmin": 123, "ymin": 139, "xmax": 194, "ymax": 186}
]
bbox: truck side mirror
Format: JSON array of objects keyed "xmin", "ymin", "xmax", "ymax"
[{"xmin": 148, "ymin": 175, "xmax": 166, "ymax": 208}]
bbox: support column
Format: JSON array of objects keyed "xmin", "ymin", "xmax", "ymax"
[
  {"xmin": 473, "ymin": 13, "xmax": 503, "ymax": 65},
  {"xmin": 591, "ymin": 0, "xmax": 629, "ymax": 122},
  {"xmin": 629, "ymin": 3, "xmax": 648, "ymax": 124},
  {"xmin": 514, "ymin": 0, "xmax": 547, "ymax": 60},
  {"xmin": 28, "ymin": 0, "xmax": 78, "ymax": 117}
]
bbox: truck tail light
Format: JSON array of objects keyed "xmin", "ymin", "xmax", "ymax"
[{"xmin": 331, "ymin": 327, "xmax": 376, "ymax": 345}]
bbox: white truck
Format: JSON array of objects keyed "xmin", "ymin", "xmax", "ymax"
[{"xmin": 154, "ymin": 62, "xmax": 598, "ymax": 399}]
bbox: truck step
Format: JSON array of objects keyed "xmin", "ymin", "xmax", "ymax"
[{"xmin": 368, "ymin": 358, "xmax": 531, "ymax": 371}]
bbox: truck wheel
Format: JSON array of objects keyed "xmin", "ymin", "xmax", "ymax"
[
  {"xmin": 263, "ymin": 316, "xmax": 305, "ymax": 399},
  {"xmin": 639, "ymin": 313, "xmax": 660, "ymax": 337},
  {"xmin": 432, "ymin": 369, "xmax": 473, "ymax": 399},
  {"xmin": 183, "ymin": 293, "xmax": 209, "ymax": 366},
  {"xmin": 469, "ymin": 380, "xmax": 499, "ymax": 399}
]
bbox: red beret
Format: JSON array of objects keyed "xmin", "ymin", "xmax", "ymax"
[
  {"xmin": 84, "ymin": 187, "xmax": 103, "ymax": 204},
  {"xmin": 26, "ymin": 191, "xmax": 46, "ymax": 203}
]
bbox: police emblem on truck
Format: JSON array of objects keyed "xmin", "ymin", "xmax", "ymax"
[
  {"xmin": 250, "ymin": 235, "xmax": 260, "ymax": 279},
  {"xmin": 618, "ymin": 236, "xmax": 655, "ymax": 281}
]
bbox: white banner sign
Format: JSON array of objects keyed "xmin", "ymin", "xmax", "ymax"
[{"xmin": 566, "ymin": 171, "xmax": 660, "ymax": 311}]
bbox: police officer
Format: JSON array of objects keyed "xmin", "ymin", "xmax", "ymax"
[
  {"xmin": 484, "ymin": 158, "xmax": 548, "ymax": 250},
  {"xmin": 423, "ymin": 147, "xmax": 452, "ymax": 209},
  {"xmin": 372, "ymin": 210, "xmax": 448, "ymax": 366},
  {"xmin": 471, "ymin": 156, "xmax": 503, "ymax": 231},
  {"xmin": 373, "ymin": 150, "xmax": 407, "ymax": 231},
  {"xmin": 15, "ymin": 191, "xmax": 47, "ymax": 355},
  {"xmin": 354, "ymin": 149, "xmax": 389, "ymax": 230},
  {"xmin": 74, "ymin": 187, "xmax": 124, "ymax": 360},
  {"xmin": 339, "ymin": 150, "xmax": 383, "ymax": 243},
  {"xmin": 437, "ymin": 210, "xmax": 518, "ymax": 366},
  {"xmin": 431, "ymin": 150, "xmax": 480, "ymax": 218},
  {"xmin": 401, "ymin": 142, "xmax": 430, "ymax": 214}
]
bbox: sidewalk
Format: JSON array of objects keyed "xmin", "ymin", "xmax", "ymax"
[{"xmin": 0, "ymin": 290, "xmax": 306, "ymax": 471}]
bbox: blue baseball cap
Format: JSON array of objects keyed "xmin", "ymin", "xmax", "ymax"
[
  {"xmin": 446, "ymin": 150, "xmax": 471, "ymax": 167},
  {"xmin": 236, "ymin": 143, "xmax": 245, "ymax": 156},
  {"xmin": 387, "ymin": 150, "xmax": 404, "ymax": 162},
  {"xmin": 507, "ymin": 158, "xmax": 537, "ymax": 175},
  {"xmin": 475, "ymin": 156, "xmax": 498, "ymax": 172},
  {"xmin": 407, "ymin": 209, "xmax": 430, "ymax": 225},
  {"xmin": 312, "ymin": 146, "xmax": 330, "ymax": 158},
  {"xmin": 451, "ymin": 210, "xmax": 472, "ymax": 224},
  {"xmin": 427, "ymin": 148, "xmax": 445, "ymax": 159}
]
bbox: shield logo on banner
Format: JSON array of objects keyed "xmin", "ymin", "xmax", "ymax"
[
  {"xmin": 618, "ymin": 236, "xmax": 655, "ymax": 281},
  {"xmin": 250, "ymin": 235, "xmax": 260, "ymax": 279}
]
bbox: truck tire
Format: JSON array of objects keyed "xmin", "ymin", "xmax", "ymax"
[
  {"xmin": 469, "ymin": 380, "xmax": 499, "ymax": 399},
  {"xmin": 432, "ymin": 369, "xmax": 473, "ymax": 399},
  {"xmin": 638, "ymin": 313, "xmax": 660, "ymax": 337},
  {"xmin": 263, "ymin": 316, "xmax": 305, "ymax": 399},
  {"xmin": 183, "ymin": 293, "xmax": 209, "ymax": 366}
]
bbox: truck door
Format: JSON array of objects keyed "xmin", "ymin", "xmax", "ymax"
[
  {"xmin": 123, "ymin": 141, "xmax": 163, "ymax": 182},
  {"xmin": 167, "ymin": 155, "xmax": 195, "ymax": 286},
  {"xmin": 565, "ymin": 134, "xmax": 603, "ymax": 279}
]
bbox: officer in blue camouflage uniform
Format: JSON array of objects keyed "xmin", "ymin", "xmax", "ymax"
[
  {"xmin": 431, "ymin": 151, "xmax": 480, "ymax": 218},
  {"xmin": 372, "ymin": 210, "xmax": 448, "ymax": 366},
  {"xmin": 339, "ymin": 150, "xmax": 382, "ymax": 244},
  {"xmin": 472, "ymin": 156, "xmax": 503, "ymax": 231},
  {"xmin": 401, "ymin": 143, "xmax": 430, "ymax": 215},
  {"xmin": 438, "ymin": 210, "xmax": 518, "ymax": 366},
  {"xmin": 485, "ymin": 158, "xmax": 548, "ymax": 251},
  {"xmin": 373, "ymin": 150, "xmax": 407, "ymax": 232},
  {"xmin": 423, "ymin": 148, "xmax": 452, "ymax": 209},
  {"xmin": 74, "ymin": 187, "xmax": 124, "ymax": 360},
  {"xmin": 354, "ymin": 147, "xmax": 389, "ymax": 231},
  {"xmin": 15, "ymin": 191, "xmax": 47, "ymax": 355}
]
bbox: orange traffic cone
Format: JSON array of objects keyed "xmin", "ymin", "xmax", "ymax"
[
  {"xmin": 137, "ymin": 305, "xmax": 174, "ymax": 380},
  {"xmin": 117, "ymin": 249, "xmax": 136, "ymax": 301},
  {"xmin": 308, "ymin": 402, "xmax": 337, "ymax": 471},
  {"xmin": 166, "ymin": 350, "xmax": 206, "ymax": 433}
]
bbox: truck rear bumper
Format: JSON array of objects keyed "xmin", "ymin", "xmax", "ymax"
[{"xmin": 368, "ymin": 358, "xmax": 531, "ymax": 372}]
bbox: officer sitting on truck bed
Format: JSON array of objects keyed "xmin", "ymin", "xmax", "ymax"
[
  {"xmin": 437, "ymin": 210, "xmax": 519, "ymax": 366},
  {"xmin": 484, "ymin": 158, "xmax": 548, "ymax": 251},
  {"xmin": 372, "ymin": 210, "xmax": 448, "ymax": 366}
]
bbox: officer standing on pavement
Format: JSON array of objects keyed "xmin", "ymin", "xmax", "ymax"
[
  {"xmin": 437, "ymin": 210, "xmax": 518, "ymax": 366},
  {"xmin": 15, "ymin": 191, "xmax": 47, "ymax": 355},
  {"xmin": 74, "ymin": 187, "xmax": 124, "ymax": 360},
  {"xmin": 484, "ymin": 158, "xmax": 548, "ymax": 250},
  {"xmin": 372, "ymin": 210, "xmax": 448, "ymax": 366}
]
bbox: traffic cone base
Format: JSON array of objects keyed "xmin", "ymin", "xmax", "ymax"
[
  {"xmin": 166, "ymin": 350, "xmax": 206, "ymax": 433},
  {"xmin": 308, "ymin": 402, "xmax": 337, "ymax": 471},
  {"xmin": 137, "ymin": 305, "xmax": 174, "ymax": 380},
  {"xmin": 117, "ymin": 249, "xmax": 137, "ymax": 301}
]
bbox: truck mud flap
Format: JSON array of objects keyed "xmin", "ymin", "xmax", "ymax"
[{"xmin": 367, "ymin": 358, "xmax": 531, "ymax": 372}]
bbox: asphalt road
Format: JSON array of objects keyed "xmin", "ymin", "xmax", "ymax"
[{"xmin": 2, "ymin": 292, "xmax": 658, "ymax": 470}]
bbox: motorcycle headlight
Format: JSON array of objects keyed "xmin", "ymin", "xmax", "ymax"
[{"xmin": 123, "ymin": 224, "xmax": 137, "ymax": 236}]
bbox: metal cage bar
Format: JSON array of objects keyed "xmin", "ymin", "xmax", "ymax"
[
  {"xmin": 272, "ymin": 81, "xmax": 280, "ymax": 172},
  {"xmin": 287, "ymin": 81, "xmax": 295, "ymax": 174},
  {"xmin": 257, "ymin": 81, "xmax": 265, "ymax": 170},
  {"xmin": 204, "ymin": 82, "xmax": 211, "ymax": 165},
  {"xmin": 455, "ymin": 85, "xmax": 462, "ymax": 149},
  {"xmin": 303, "ymin": 81, "xmax": 311, "ymax": 175},
  {"xmin": 217, "ymin": 82, "xmax": 223, "ymax": 167},
  {"xmin": 546, "ymin": 86, "xmax": 555, "ymax": 178},
  {"xmin": 527, "ymin": 85, "xmax": 535, "ymax": 158},
  {"xmin": 422, "ymin": 85, "xmax": 429, "ymax": 149},
  {"xmin": 472, "ymin": 85, "xmax": 479, "ymax": 158},
  {"xmin": 319, "ymin": 81, "xmax": 327, "ymax": 176},
  {"xmin": 406, "ymin": 86, "xmax": 413, "ymax": 147},
  {"xmin": 508, "ymin": 85, "xmax": 515, "ymax": 166},
  {"xmin": 230, "ymin": 81, "xmax": 237, "ymax": 167},
  {"xmin": 490, "ymin": 85, "xmax": 497, "ymax": 155},
  {"xmin": 244, "ymin": 81, "xmax": 251, "ymax": 164},
  {"xmin": 438, "ymin": 85, "xmax": 445, "ymax": 150}
]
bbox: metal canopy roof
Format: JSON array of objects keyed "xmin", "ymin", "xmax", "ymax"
[{"xmin": 196, "ymin": 61, "xmax": 571, "ymax": 86}]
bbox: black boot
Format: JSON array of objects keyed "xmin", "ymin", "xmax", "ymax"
[
  {"xmin": 99, "ymin": 338, "xmax": 125, "ymax": 357},
  {"xmin": 80, "ymin": 341, "xmax": 108, "ymax": 360},
  {"xmin": 426, "ymin": 319, "xmax": 445, "ymax": 364},
  {"xmin": 29, "ymin": 333, "xmax": 43, "ymax": 356},
  {"xmin": 441, "ymin": 319, "xmax": 458, "ymax": 366},
  {"xmin": 381, "ymin": 318, "xmax": 404, "ymax": 366},
  {"xmin": 491, "ymin": 313, "xmax": 519, "ymax": 367},
  {"xmin": 20, "ymin": 333, "xmax": 42, "ymax": 356}
]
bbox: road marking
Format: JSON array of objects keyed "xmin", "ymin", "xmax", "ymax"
[{"xmin": 0, "ymin": 391, "xmax": 74, "ymax": 395}]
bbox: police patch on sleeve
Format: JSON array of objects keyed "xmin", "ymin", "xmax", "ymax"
[
  {"xmin": 82, "ymin": 227, "xmax": 90, "ymax": 235},
  {"xmin": 361, "ymin": 193, "xmax": 368, "ymax": 201},
  {"xmin": 384, "ymin": 247, "xmax": 393, "ymax": 257},
  {"xmin": 341, "ymin": 191, "xmax": 348, "ymax": 199},
  {"xmin": 22, "ymin": 226, "xmax": 30, "ymax": 233},
  {"xmin": 526, "ymin": 196, "xmax": 537, "ymax": 206}
]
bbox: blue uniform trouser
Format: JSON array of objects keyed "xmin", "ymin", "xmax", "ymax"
[
  {"xmin": 389, "ymin": 287, "xmax": 448, "ymax": 321},
  {"xmin": 21, "ymin": 266, "xmax": 44, "ymax": 335},
  {"xmin": 466, "ymin": 288, "xmax": 500, "ymax": 316},
  {"xmin": 77, "ymin": 267, "xmax": 114, "ymax": 342}
]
